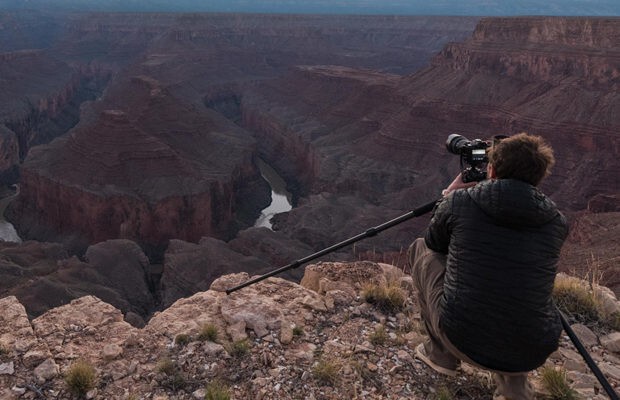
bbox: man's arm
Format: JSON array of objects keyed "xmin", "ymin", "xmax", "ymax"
[
  {"xmin": 424, "ymin": 194, "xmax": 453, "ymax": 254},
  {"xmin": 425, "ymin": 173, "xmax": 476, "ymax": 253}
]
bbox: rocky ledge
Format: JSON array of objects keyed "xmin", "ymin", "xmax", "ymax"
[{"xmin": 0, "ymin": 263, "xmax": 618, "ymax": 400}]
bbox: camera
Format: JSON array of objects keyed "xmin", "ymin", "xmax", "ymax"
[{"xmin": 446, "ymin": 134, "xmax": 490, "ymax": 183}]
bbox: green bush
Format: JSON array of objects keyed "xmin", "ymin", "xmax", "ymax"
[
  {"xmin": 226, "ymin": 339, "xmax": 250, "ymax": 358},
  {"xmin": 174, "ymin": 333, "xmax": 192, "ymax": 346},
  {"xmin": 197, "ymin": 323, "xmax": 219, "ymax": 342}
]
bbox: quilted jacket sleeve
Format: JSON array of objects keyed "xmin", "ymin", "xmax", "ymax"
[{"xmin": 424, "ymin": 194, "xmax": 453, "ymax": 254}]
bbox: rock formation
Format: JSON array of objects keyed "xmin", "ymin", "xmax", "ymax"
[
  {"xmin": 0, "ymin": 264, "xmax": 618, "ymax": 399},
  {"xmin": 234, "ymin": 17, "xmax": 620, "ymax": 287},
  {"xmin": 5, "ymin": 75, "xmax": 269, "ymax": 255},
  {"xmin": 0, "ymin": 239, "xmax": 156, "ymax": 323},
  {"xmin": 1, "ymin": 13, "xmax": 619, "ymax": 329}
]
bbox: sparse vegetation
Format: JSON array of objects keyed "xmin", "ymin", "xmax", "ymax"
[
  {"xmin": 312, "ymin": 357, "xmax": 340, "ymax": 386},
  {"xmin": 0, "ymin": 343, "xmax": 9, "ymax": 361},
  {"xmin": 205, "ymin": 379, "xmax": 231, "ymax": 400},
  {"xmin": 361, "ymin": 280, "xmax": 407, "ymax": 314},
  {"xmin": 552, "ymin": 274, "xmax": 620, "ymax": 333},
  {"xmin": 369, "ymin": 324, "xmax": 388, "ymax": 345},
  {"xmin": 64, "ymin": 359, "xmax": 97, "ymax": 398},
  {"xmin": 553, "ymin": 276, "xmax": 600, "ymax": 325},
  {"xmin": 156, "ymin": 357, "xmax": 176, "ymax": 375},
  {"xmin": 292, "ymin": 325, "xmax": 304, "ymax": 336},
  {"xmin": 174, "ymin": 333, "xmax": 192, "ymax": 346},
  {"xmin": 156, "ymin": 357, "xmax": 186, "ymax": 391},
  {"xmin": 435, "ymin": 386, "xmax": 453, "ymax": 400},
  {"xmin": 539, "ymin": 366, "xmax": 580, "ymax": 400},
  {"xmin": 197, "ymin": 323, "xmax": 219, "ymax": 342},
  {"xmin": 226, "ymin": 339, "xmax": 251, "ymax": 358}
]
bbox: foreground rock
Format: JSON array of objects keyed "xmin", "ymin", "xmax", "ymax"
[
  {"xmin": 1, "ymin": 263, "xmax": 618, "ymax": 399},
  {"xmin": 0, "ymin": 239, "xmax": 155, "ymax": 322}
]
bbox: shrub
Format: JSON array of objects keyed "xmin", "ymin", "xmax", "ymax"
[
  {"xmin": 292, "ymin": 325, "xmax": 304, "ymax": 336},
  {"xmin": 553, "ymin": 277, "xmax": 600, "ymax": 325},
  {"xmin": 435, "ymin": 386, "xmax": 453, "ymax": 400},
  {"xmin": 65, "ymin": 359, "xmax": 97, "ymax": 397},
  {"xmin": 312, "ymin": 358, "xmax": 340, "ymax": 386},
  {"xmin": 226, "ymin": 339, "xmax": 250, "ymax": 358},
  {"xmin": 198, "ymin": 323, "xmax": 219, "ymax": 342},
  {"xmin": 539, "ymin": 366, "xmax": 580, "ymax": 400},
  {"xmin": 0, "ymin": 343, "xmax": 8, "ymax": 361},
  {"xmin": 156, "ymin": 357, "xmax": 176, "ymax": 375},
  {"xmin": 205, "ymin": 379, "xmax": 231, "ymax": 400},
  {"xmin": 156, "ymin": 357, "xmax": 186, "ymax": 390},
  {"xmin": 369, "ymin": 325, "xmax": 388, "ymax": 346},
  {"xmin": 362, "ymin": 281, "xmax": 407, "ymax": 313},
  {"xmin": 174, "ymin": 333, "xmax": 192, "ymax": 346}
]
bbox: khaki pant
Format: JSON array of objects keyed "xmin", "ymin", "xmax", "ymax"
[{"xmin": 408, "ymin": 238, "xmax": 535, "ymax": 400}]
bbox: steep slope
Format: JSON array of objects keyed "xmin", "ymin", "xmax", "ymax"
[
  {"xmin": 5, "ymin": 76, "xmax": 269, "ymax": 255},
  {"xmin": 236, "ymin": 17, "xmax": 619, "ymax": 280}
]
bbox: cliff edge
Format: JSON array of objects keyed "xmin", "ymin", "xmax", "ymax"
[{"xmin": 1, "ymin": 262, "xmax": 618, "ymax": 399}]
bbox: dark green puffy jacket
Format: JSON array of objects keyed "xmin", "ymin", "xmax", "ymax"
[{"xmin": 425, "ymin": 178, "xmax": 568, "ymax": 372}]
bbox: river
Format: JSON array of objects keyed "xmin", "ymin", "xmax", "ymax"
[
  {"xmin": 254, "ymin": 158, "xmax": 293, "ymax": 229},
  {"xmin": 0, "ymin": 161, "xmax": 290, "ymax": 241},
  {"xmin": 0, "ymin": 186, "xmax": 21, "ymax": 243}
]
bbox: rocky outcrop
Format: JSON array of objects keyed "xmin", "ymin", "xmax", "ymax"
[
  {"xmin": 0, "ymin": 239, "xmax": 156, "ymax": 322},
  {"xmin": 0, "ymin": 265, "xmax": 618, "ymax": 399}
]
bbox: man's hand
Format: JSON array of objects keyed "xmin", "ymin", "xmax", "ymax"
[{"xmin": 441, "ymin": 173, "xmax": 478, "ymax": 197}]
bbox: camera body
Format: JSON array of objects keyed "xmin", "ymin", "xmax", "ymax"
[{"xmin": 446, "ymin": 134, "xmax": 490, "ymax": 183}]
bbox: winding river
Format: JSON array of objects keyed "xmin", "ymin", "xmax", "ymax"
[
  {"xmin": 254, "ymin": 158, "xmax": 293, "ymax": 229},
  {"xmin": 0, "ymin": 160, "xmax": 290, "ymax": 242},
  {"xmin": 0, "ymin": 186, "xmax": 21, "ymax": 243}
]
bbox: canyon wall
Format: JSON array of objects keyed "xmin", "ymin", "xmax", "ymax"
[
  {"xmin": 5, "ymin": 76, "xmax": 270, "ymax": 256},
  {"xmin": 2, "ymin": 13, "xmax": 619, "ymax": 313},
  {"xmin": 233, "ymin": 17, "xmax": 620, "ymax": 286}
]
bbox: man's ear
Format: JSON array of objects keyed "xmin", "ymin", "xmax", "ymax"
[{"xmin": 487, "ymin": 164, "xmax": 497, "ymax": 179}]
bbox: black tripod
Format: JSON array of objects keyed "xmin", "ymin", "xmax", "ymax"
[{"xmin": 226, "ymin": 198, "xmax": 619, "ymax": 400}]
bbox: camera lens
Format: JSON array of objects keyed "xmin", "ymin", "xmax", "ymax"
[{"xmin": 446, "ymin": 134, "xmax": 470, "ymax": 154}]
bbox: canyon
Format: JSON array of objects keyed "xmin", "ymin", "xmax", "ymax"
[{"xmin": 0, "ymin": 12, "xmax": 619, "ymax": 323}]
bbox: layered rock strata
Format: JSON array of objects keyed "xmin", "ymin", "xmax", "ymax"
[
  {"xmin": 235, "ymin": 17, "xmax": 620, "ymax": 275},
  {"xmin": 6, "ymin": 76, "xmax": 268, "ymax": 255}
]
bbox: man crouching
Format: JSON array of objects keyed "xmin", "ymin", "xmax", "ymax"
[{"xmin": 409, "ymin": 133, "xmax": 568, "ymax": 400}]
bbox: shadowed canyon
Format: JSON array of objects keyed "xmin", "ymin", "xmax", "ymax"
[{"xmin": 0, "ymin": 12, "xmax": 619, "ymax": 325}]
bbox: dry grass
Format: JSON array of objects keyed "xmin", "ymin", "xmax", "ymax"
[
  {"xmin": 369, "ymin": 324, "xmax": 388, "ymax": 345},
  {"xmin": 64, "ymin": 359, "xmax": 97, "ymax": 397},
  {"xmin": 156, "ymin": 356, "xmax": 187, "ymax": 391},
  {"xmin": 539, "ymin": 366, "xmax": 580, "ymax": 400},
  {"xmin": 225, "ymin": 339, "xmax": 251, "ymax": 358},
  {"xmin": 197, "ymin": 323, "xmax": 219, "ymax": 342},
  {"xmin": 312, "ymin": 357, "xmax": 341, "ymax": 386},
  {"xmin": 552, "ymin": 273, "xmax": 620, "ymax": 332},
  {"xmin": 0, "ymin": 343, "xmax": 8, "ymax": 361},
  {"xmin": 361, "ymin": 280, "xmax": 407, "ymax": 314},
  {"xmin": 553, "ymin": 275, "xmax": 600, "ymax": 324},
  {"xmin": 205, "ymin": 379, "xmax": 231, "ymax": 400}
]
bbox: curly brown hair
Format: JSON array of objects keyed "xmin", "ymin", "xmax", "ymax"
[{"xmin": 488, "ymin": 132, "xmax": 555, "ymax": 186}]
